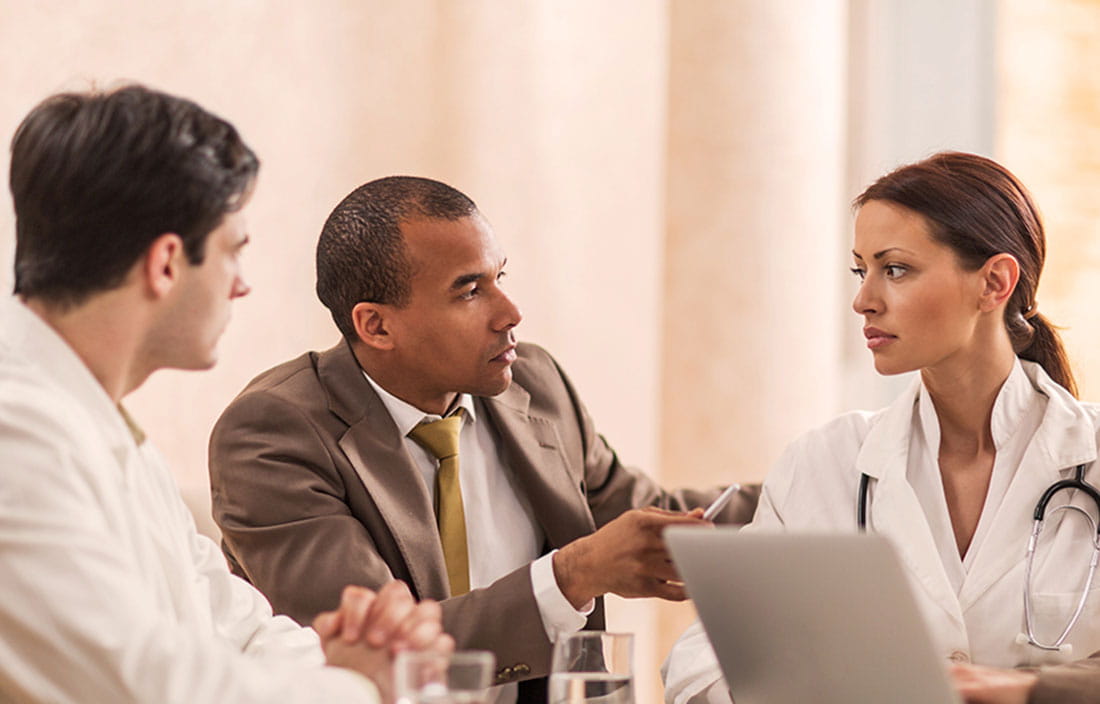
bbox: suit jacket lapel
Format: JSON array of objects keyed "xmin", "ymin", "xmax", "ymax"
[
  {"xmin": 317, "ymin": 342, "xmax": 450, "ymax": 600},
  {"xmin": 480, "ymin": 382, "xmax": 596, "ymax": 550}
]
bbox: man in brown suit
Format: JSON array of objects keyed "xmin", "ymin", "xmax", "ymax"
[{"xmin": 209, "ymin": 176, "xmax": 758, "ymax": 703}]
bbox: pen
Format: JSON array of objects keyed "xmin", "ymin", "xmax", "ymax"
[{"xmin": 702, "ymin": 483, "xmax": 742, "ymax": 521}]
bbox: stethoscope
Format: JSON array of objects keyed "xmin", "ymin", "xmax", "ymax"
[{"xmin": 857, "ymin": 464, "xmax": 1100, "ymax": 654}]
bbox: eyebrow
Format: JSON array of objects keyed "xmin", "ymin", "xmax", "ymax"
[
  {"xmin": 449, "ymin": 257, "xmax": 507, "ymax": 290},
  {"xmin": 450, "ymin": 272, "xmax": 484, "ymax": 290},
  {"xmin": 851, "ymin": 247, "xmax": 914, "ymax": 260}
]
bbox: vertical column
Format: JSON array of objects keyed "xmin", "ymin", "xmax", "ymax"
[
  {"xmin": 658, "ymin": 0, "xmax": 848, "ymax": 658},
  {"xmin": 424, "ymin": 3, "xmax": 671, "ymax": 699}
]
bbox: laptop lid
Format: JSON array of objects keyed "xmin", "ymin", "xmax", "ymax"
[{"xmin": 665, "ymin": 528, "xmax": 960, "ymax": 704}]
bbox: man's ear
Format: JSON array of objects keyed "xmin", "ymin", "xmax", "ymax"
[
  {"xmin": 978, "ymin": 253, "xmax": 1020, "ymax": 313},
  {"xmin": 143, "ymin": 233, "xmax": 187, "ymax": 299},
  {"xmin": 352, "ymin": 302, "xmax": 396, "ymax": 351}
]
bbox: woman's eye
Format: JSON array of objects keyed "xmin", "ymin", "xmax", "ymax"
[
  {"xmin": 849, "ymin": 267, "xmax": 866, "ymax": 281},
  {"xmin": 884, "ymin": 264, "xmax": 906, "ymax": 279}
]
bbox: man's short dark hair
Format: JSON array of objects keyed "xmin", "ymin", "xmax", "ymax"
[
  {"xmin": 10, "ymin": 84, "xmax": 259, "ymax": 305},
  {"xmin": 316, "ymin": 176, "xmax": 478, "ymax": 340}
]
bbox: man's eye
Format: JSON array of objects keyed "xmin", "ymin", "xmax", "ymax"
[{"xmin": 460, "ymin": 287, "xmax": 479, "ymax": 300}]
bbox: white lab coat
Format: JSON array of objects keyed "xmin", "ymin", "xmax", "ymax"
[
  {"xmin": 0, "ymin": 299, "xmax": 379, "ymax": 703},
  {"xmin": 663, "ymin": 359, "xmax": 1100, "ymax": 704}
]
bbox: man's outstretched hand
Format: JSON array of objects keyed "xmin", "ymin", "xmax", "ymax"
[{"xmin": 552, "ymin": 506, "xmax": 710, "ymax": 608}]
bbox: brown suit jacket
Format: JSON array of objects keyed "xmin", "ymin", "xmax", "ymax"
[
  {"xmin": 1030, "ymin": 652, "xmax": 1100, "ymax": 703},
  {"xmin": 209, "ymin": 341, "xmax": 758, "ymax": 697}
]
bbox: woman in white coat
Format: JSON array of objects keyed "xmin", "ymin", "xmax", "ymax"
[{"xmin": 663, "ymin": 152, "xmax": 1100, "ymax": 704}]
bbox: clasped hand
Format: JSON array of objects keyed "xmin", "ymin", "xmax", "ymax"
[{"xmin": 313, "ymin": 580, "xmax": 454, "ymax": 703}]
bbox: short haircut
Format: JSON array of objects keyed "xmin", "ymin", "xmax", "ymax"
[
  {"xmin": 10, "ymin": 84, "xmax": 259, "ymax": 305},
  {"xmin": 316, "ymin": 176, "xmax": 478, "ymax": 340}
]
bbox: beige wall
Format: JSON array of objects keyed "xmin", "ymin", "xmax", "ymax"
[
  {"xmin": 998, "ymin": 0, "xmax": 1100, "ymax": 398},
  {"xmin": 658, "ymin": 0, "xmax": 849, "ymax": 663},
  {"xmin": 4, "ymin": 1, "xmax": 1099, "ymax": 701}
]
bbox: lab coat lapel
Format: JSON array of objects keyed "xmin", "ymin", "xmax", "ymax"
[
  {"xmin": 857, "ymin": 378, "xmax": 966, "ymax": 632},
  {"xmin": 480, "ymin": 382, "xmax": 596, "ymax": 550},
  {"xmin": 957, "ymin": 364, "xmax": 1097, "ymax": 611},
  {"xmin": 318, "ymin": 343, "xmax": 450, "ymax": 600}
]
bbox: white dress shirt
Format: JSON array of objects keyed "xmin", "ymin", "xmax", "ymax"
[
  {"xmin": 363, "ymin": 372, "xmax": 593, "ymax": 702},
  {"xmin": 0, "ymin": 299, "xmax": 379, "ymax": 703}
]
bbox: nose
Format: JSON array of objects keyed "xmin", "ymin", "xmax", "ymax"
[
  {"xmin": 851, "ymin": 277, "xmax": 879, "ymax": 316},
  {"xmin": 231, "ymin": 275, "xmax": 251, "ymax": 300},
  {"xmin": 493, "ymin": 289, "xmax": 523, "ymax": 333}
]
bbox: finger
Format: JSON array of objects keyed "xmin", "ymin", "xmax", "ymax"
[
  {"xmin": 631, "ymin": 555, "xmax": 683, "ymax": 583},
  {"xmin": 396, "ymin": 599, "xmax": 443, "ymax": 637},
  {"xmin": 364, "ymin": 580, "xmax": 416, "ymax": 648},
  {"xmin": 393, "ymin": 611, "xmax": 445, "ymax": 652},
  {"xmin": 339, "ymin": 585, "xmax": 377, "ymax": 643},
  {"xmin": 638, "ymin": 506, "xmax": 686, "ymax": 517},
  {"xmin": 433, "ymin": 633, "xmax": 456, "ymax": 657},
  {"xmin": 630, "ymin": 512, "xmax": 711, "ymax": 535},
  {"xmin": 385, "ymin": 598, "xmax": 440, "ymax": 646},
  {"xmin": 389, "ymin": 600, "xmax": 443, "ymax": 649},
  {"xmin": 312, "ymin": 610, "xmax": 341, "ymax": 641},
  {"xmin": 648, "ymin": 511, "xmax": 712, "ymax": 527},
  {"xmin": 645, "ymin": 560, "xmax": 685, "ymax": 583},
  {"xmin": 650, "ymin": 579, "xmax": 689, "ymax": 601}
]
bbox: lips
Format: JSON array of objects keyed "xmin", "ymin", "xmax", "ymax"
[
  {"xmin": 863, "ymin": 326, "xmax": 897, "ymax": 350},
  {"xmin": 491, "ymin": 344, "xmax": 517, "ymax": 364}
]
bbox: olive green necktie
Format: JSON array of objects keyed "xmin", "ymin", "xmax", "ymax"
[{"xmin": 408, "ymin": 409, "xmax": 470, "ymax": 596}]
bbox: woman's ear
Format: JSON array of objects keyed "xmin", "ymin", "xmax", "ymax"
[
  {"xmin": 979, "ymin": 253, "xmax": 1020, "ymax": 313},
  {"xmin": 351, "ymin": 302, "xmax": 396, "ymax": 351}
]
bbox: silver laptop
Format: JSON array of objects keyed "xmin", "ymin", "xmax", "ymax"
[{"xmin": 665, "ymin": 528, "xmax": 960, "ymax": 704}]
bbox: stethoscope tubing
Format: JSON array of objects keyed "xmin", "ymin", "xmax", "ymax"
[{"xmin": 856, "ymin": 463, "xmax": 1100, "ymax": 653}]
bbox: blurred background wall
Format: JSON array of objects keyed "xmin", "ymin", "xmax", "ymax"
[{"xmin": 1, "ymin": 0, "xmax": 1097, "ymax": 699}]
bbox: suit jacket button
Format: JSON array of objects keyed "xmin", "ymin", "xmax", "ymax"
[
  {"xmin": 513, "ymin": 663, "xmax": 530, "ymax": 676},
  {"xmin": 495, "ymin": 666, "xmax": 513, "ymax": 683}
]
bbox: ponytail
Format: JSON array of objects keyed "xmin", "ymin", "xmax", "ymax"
[{"xmin": 1012, "ymin": 311, "xmax": 1078, "ymax": 398}]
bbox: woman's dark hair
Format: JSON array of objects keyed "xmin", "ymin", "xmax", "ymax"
[
  {"xmin": 10, "ymin": 84, "xmax": 259, "ymax": 306},
  {"xmin": 855, "ymin": 151, "xmax": 1077, "ymax": 397}
]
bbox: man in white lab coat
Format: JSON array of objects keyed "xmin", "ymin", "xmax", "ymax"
[{"xmin": 0, "ymin": 84, "xmax": 451, "ymax": 703}]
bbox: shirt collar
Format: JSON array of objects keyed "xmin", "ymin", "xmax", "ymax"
[
  {"xmin": 0, "ymin": 297, "xmax": 141, "ymax": 450},
  {"xmin": 988, "ymin": 357, "xmax": 1039, "ymax": 449},
  {"xmin": 916, "ymin": 357, "xmax": 1036, "ymax": 454},
  {"xmin": 360, "ymin": 369, "xmax": 476, "ymax": 436}
]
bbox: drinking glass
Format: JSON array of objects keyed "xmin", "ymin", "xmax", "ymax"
[
  {"xmin": 548, "ymin": 631, "xmax": 634, "ymax": 704},
  {"xmin": 394, "ymin": 650, "xmax": 495, "ymax": 704}
]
